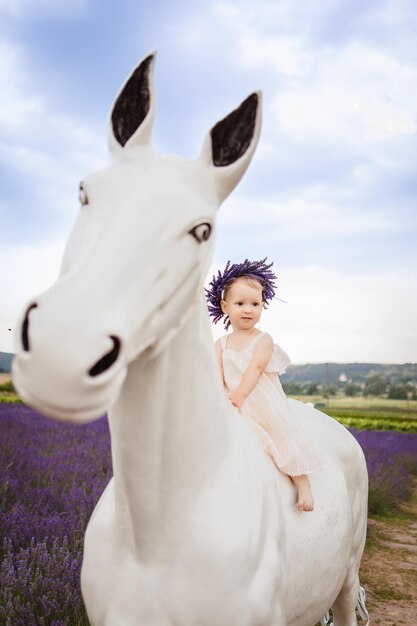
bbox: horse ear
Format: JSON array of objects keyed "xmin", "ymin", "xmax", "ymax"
[
  {"xmin": 108, "ymin": 51, "xmax": 157, "ymax": 153},
  {"xmin": 199, "ymin": 91, "xmax": 262, "ymax": 204}
]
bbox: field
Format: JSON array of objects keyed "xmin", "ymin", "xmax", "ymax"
[
  {"xmin": 0, "ymin": 403, "xmax": 109, "ymax": 625},
  {"xmin": 294, "ymin": 395, "xmax": 417, "ymax": 432},
  {"xmin": 304, "ymin": 396, "xmax": 417, "ymax": 411},
  {"xmin": 3, "ymin": 376, "xmax": 417, "ymax": 431},
  {"xmin": 0, "ymin": 399, "xmax": 416, "ymax": 625}
]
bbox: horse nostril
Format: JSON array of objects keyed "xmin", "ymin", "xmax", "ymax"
[
  {"xmin": 21, "ymin": 303, "xmax": 38, "ymax": 352},
  {"xmin": 89, "ymin": 335, "xmax": 121, "ymax": 377}
]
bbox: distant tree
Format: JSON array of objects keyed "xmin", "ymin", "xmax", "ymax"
[
  {"xmin": 411, "ymin": 388, "xmax": 417, "ymax": 401},
  {"xmin": 282, "ymin": 382, "xmax": 304, "ymax": 395},
  {"xmin": 364, "ymin": 375, "xmax": 387, "ymax": 396},
  {"xmin": 322, "ymin": 385, "xmax": 337, "ymax": 398},
  {"xmin": 345, "ymin": 383, "xmax": 361, "ymax": 397},
  {"xmin": 400, "ymin": 375, "xmax": 412, "ymax": 384},
  {"xmin": 387, "ymin": 384, "xmax": 408, "ymax": 400},
  {"xmin": 306, "ymin": 382, "xmax": 319, "ymax": 395}
]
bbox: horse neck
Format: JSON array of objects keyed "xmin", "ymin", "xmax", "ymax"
[{"xmin": 109, "ymin": 296, "xmax": 233, "ymax": 557}]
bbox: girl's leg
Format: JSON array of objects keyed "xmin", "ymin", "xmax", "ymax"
[
  {"xmin": 290, "ymin": 474, "xmax": 314, "ymax": 512},
  {"xmin": 246, "ymin": 419, "xmax": 314, "ymax": 512}
]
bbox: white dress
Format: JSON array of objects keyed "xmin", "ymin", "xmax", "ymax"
[{"xmin": 221, "ymin": 331, "xmax": 329, "ymax": 476}]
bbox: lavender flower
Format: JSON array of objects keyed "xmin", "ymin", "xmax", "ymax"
[
  {"xmin": 349, "ymin": 428, "xmax": 417, "ymax": 514},
  {"xmin": 0, "ymin": 403, "xmax": 111, "ymax": 625}
]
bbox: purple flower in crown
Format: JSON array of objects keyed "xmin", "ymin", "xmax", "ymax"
[{"xmin": 204, "ymin": 257, "xmax": 277, "ymax": 330}]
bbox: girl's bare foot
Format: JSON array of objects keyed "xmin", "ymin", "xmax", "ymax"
[{"xmin": 291, "ymin": 474, "xmax": 314, "ymax": 512}]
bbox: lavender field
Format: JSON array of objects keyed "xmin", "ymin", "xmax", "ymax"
[
  {"xmin": 0, "ymin": 404, "xmax": 111, "ymax": 625},
  {"xmin": 1, "ymin": 403, "xmax": 416, "ymax": 625}
]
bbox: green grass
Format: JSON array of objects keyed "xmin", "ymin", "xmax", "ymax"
[
  {"xmin": 331, "ymin": 416, "xmax": 417, "ymax": 432},
  {"xmin": 0, "ymin": 395, "xmax": 23, "ymax": 403},
  {"xmin": 373, "ymin": 586, "xmax": 412, "ymax": 601},
  {"xmin": 322, "ymin": 406, "xmax": 417, "ymax": 419},
  {"xmin": 296, "ymin": 394, "xmax": 417, "ymax": 412},
  {"xmin": 0, "ymin": 380, "xmax": 21, "ymax": 403},
  {"xmin": 291, "ymin": 395, "xmax": 417, "ymax": 432}
]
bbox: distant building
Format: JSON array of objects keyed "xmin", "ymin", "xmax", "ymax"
[{"xmin": 338, "ymin": 372, "xmax": 348, "ymax": 383}]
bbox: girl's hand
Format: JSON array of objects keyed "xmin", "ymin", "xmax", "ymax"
[{"xmin": 228, "ymin": 391, "xmax": 245, "ymax": 413}]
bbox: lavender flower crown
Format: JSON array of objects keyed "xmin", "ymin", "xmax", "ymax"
[{"xmin": 205, "ymin": 257, "xmax": 277, "ymax": 330}]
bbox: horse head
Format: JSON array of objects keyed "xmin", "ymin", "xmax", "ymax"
[{"xmin": 12, "ymin": 52, "xmax": 262, "ymax": 423}]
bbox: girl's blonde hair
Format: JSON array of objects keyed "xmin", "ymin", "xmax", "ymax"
[{"xmin": 222, "ymin": 276, "xmax": 264, "ymax": 301}]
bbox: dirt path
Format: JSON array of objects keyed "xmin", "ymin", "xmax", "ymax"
[
  {"xmin": 358, "ymin": 480, "xmax": 417, "ymax": 625},
  {"xmin": 0, "ymin": 373, "xmax": 11, "ymax": 384}
]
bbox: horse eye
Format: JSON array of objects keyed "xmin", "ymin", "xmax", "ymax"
[
  {"xmin": 79, "ymin": 184, "xmax": 89, "ymax": 206},
  {"xmin": 189, "ymin": 222, "xmax": 212, "ymax": 243}
]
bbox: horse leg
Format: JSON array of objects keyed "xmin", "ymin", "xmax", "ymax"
[{"xmin": 331, "ymin": 568, "xmax": 360, "ymax": 626}]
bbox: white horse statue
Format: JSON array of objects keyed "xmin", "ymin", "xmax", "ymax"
[{"xmin": 13, "ymin": 52, "xmax": 370, "ymax": 626}]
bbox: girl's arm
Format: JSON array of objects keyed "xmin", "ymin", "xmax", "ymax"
[{"xmin": 229, "ymin": 334, "xmax": 274, "ymax": 411}]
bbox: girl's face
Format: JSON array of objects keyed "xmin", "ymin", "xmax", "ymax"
[{"xmin": 220, "ymin": 278, "xmax": 264, "ymax": 331}]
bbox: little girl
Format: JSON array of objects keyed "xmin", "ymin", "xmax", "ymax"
[{"xmin": 205, "ymin": 258, "xmax": 329, "ymax": 513}]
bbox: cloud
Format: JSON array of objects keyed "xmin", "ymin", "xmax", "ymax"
[
  {"xmin": 211, "ymin": 189, "xmax": 413, "ymax": 278},
  {"xmin": 0, "ymin": 0, "xmax": 89, "ymax": 18},
  {"xmin": 168, "ymin": 1, "xmax": 417, "ymax": 148},
  {"xmin": 0, "ymin": 39, "xmax": 105, "ymax": 151},
  {"xmin": 0, "ymin": 38, "xmax": 106, "ymax": 245},
  {"xmin": 0, "ymin": 40, "xmax": 43, "ymax": 135},
  {"xmin": 164, "ymin": 1, "xmax": 417, "ymax": 216},
  {"xmin": 217, "ymin": 191, "xmax": 401, "ymax": 237},
  {"xmin": 270, "ymin": 40, "xmax": 417, "ymax": 145},
  {"xmin": 179, "ymin": 3, "xmax": 417, "ymax": 277},
  {"xmin": 0, "ymin": 238, "xmax": 65, "ymax": 353}
]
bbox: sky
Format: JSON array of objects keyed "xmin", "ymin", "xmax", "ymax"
[{"xmin": 0, "ymin": 0, "xmax": 416, "ymax": 363}]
